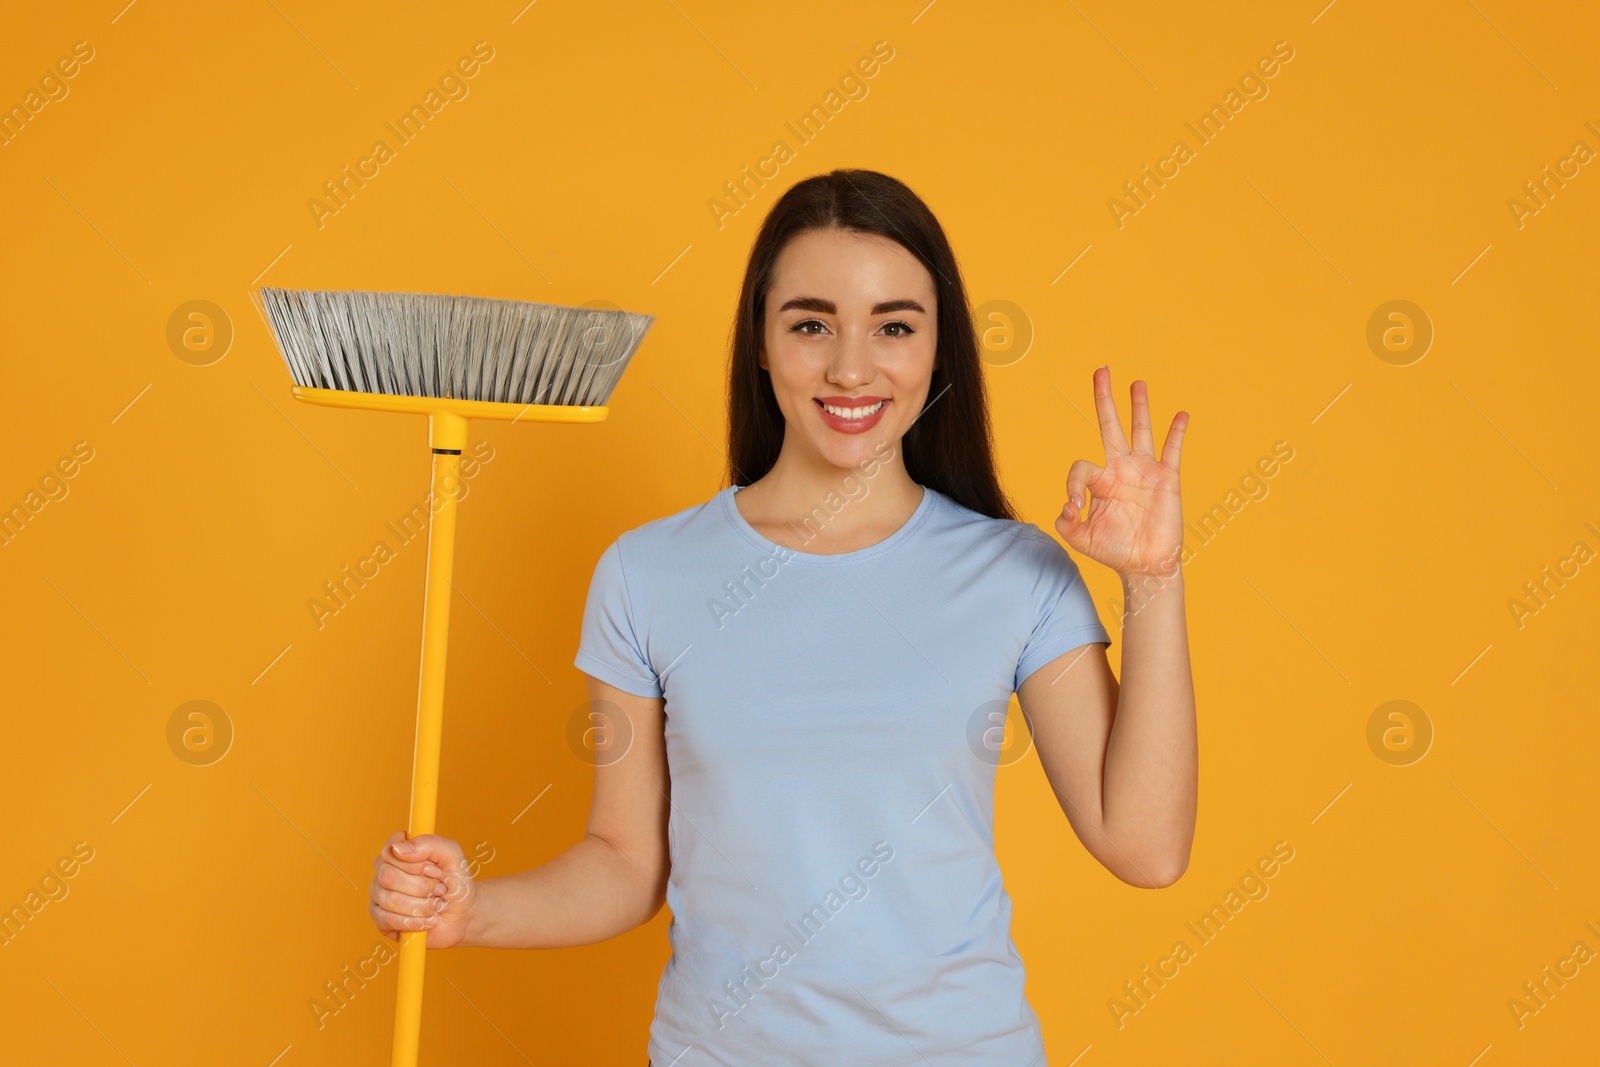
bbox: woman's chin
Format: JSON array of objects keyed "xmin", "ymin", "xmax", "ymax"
[{"xmin": 810, "ymin": 434, "xmax": 891, "ymax": 471}]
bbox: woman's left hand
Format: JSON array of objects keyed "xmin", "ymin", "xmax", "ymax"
[{"xmin": 1055, "ymin": 366, "xmax": 1188, "ymax": 579}]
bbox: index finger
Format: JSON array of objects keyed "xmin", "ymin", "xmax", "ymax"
[
  {"xmin": 376, "ymin": 831, "xmax": 435, "ymax": 878},
  {"xmin": 1093, "ymin": 365, "xmax": 1131, "ymax": 455}
]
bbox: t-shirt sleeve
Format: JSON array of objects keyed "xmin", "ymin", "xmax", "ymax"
[
  {"xmin": 1014, "ymin": 526, "xmax": 1112, "ymax": 693},
  {"xmin": 573, "ymin": 538, "xmax": 663, "ymax": 698}
]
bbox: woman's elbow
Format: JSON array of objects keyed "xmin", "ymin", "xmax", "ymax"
[
  {"xmin": 1113, "ymin": 850, "xmax": 1190, "ymax": 889},
  {"xmin": 1146, "ymin": 854, "xmax": 1190, "ymax": 889}
]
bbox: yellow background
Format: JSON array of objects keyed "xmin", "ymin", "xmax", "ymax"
[{"xmin": 3, "ymin": 1, "xmax": 1597, "ymax": 1063}]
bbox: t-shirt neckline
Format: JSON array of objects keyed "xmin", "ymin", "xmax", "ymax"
[{"xmin": 718, "ymin": 482, "xmax": 938, "ymax": 566}]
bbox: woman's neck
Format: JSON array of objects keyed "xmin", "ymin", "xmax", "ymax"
[{"xmin": 734, "ymin": 449, "xmax": 923, "ymax": 555}]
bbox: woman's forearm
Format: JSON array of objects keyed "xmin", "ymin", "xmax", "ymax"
[
  {"xmin": 461, "ymin": 833, "xmax": 664, "ymax": 949},
  {"xmin": 1101, "ymin": 568, "xmax": 1198, "ymax": 883}
]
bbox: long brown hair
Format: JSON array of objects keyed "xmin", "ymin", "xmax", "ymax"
[{"xmin": 723, "ymin": 168, "xmax": 1019, "ymax": 522}]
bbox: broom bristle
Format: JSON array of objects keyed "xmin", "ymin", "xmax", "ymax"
[{"xmin": 258, "ymin": 288, "xmax": 655, "ymax": 407}]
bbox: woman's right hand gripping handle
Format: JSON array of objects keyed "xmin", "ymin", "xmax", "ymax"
[{"xmin": 369, "ymin": 830, "xmax": 477, "ymax": 949}]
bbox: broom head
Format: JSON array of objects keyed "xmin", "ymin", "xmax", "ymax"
[{"xmin": 257, "ymin": 288, "xmax": 655, "ymax": 423}]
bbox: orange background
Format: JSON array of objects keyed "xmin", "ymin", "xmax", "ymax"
[{"xmin": 3, "ymin": 1, "xmax": 1597, "ymax": 1064}]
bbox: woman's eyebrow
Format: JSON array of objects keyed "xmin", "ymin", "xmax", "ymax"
[{"xmin": 777, "ymin": 296, "xmax": 928, "ymax": 315}]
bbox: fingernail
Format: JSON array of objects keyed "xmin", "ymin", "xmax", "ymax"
[
  {"xmin": 433, "ymin": 898, "xmax": 447, "ymax": 911},
  {"xmin": 423, "ymin": 863, "xmax": 441, "ymax": 878},
  {"xmin": 394, "ymin": 840, "xmax": 414, "ymax": 853}
]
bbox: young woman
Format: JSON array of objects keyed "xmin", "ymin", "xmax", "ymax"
[{"xmin": 369, "ymin": 169, "xmax": 1197, "ymax": 1066}]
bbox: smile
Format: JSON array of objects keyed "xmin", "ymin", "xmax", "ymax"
[
  {"xmin": 814, "ymin": 397, "xmax": 889, "ymax": 434},
  {"xmin": 820, "ymin": 400, "xmax": 884, "ymax": 418}
]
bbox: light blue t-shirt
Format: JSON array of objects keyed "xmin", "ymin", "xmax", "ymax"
[{"xmin": 574, "ymin": 482, "xmax": 1112, "ymax": 1066}]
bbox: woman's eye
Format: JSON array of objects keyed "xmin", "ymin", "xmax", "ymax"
[{"xmin": 788, "ymin": 319, "xmax": 914, "ymax": 336}]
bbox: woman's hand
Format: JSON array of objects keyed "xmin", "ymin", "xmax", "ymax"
[
  {"xmin": 1056, "ymin": 366, "xmax": 1187, "ymax": 579},
  {"xmin": 368, "ymin": 830, "xmax": 479, "ymax": 949}
]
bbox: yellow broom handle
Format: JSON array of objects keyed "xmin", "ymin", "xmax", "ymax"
[{"xmin": 393, "ymin": 412, "xmax": 469, "ymax": 1066}]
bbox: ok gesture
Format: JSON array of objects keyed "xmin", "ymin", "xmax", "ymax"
[{"xmin": 1055, "ymin": 366, "xmax": 1188, "ymax": 579}]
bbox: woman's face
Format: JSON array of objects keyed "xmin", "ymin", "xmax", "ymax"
[{"xmin": 760, "ymin": 227, "xmax": 938, "ymax": 473}]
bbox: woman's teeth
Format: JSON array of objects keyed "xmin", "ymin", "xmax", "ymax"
[{"xmin": 820, "ymin": 400, "xmax": 885, "ymax": 418}]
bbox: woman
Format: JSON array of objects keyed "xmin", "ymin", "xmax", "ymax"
[{"xmin": 369, "ymin": 169, "xmax": 1197, "ymax": 1065}]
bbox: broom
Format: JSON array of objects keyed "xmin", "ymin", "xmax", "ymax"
[{"xmin": 257, "ymin": 287, "xmax": 655, "ymax": 1066}]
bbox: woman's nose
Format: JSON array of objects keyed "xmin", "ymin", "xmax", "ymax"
[{"xmin": 826, "ymin": 332, "xmax": 873, "ymax": 385}]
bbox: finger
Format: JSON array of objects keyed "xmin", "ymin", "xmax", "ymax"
[
  {"xmin": 377, "ymin": 862, "xmax": 446, "ymax": 900},
  {"xmin": 390, "ymin": 833, "xmax": 464, "ymax": 871},
  {"xmin": 1092, "ymin": 365, "xmax": 1131, "ymax": 456},
  {"xmin": 1057, "ymin": 459, "xmax": 1100, "ymax": 554},
  {"xmin": 438, "ymin": 872, "xmax": 476, "ymax": 905},
  {"xmin": 375, "ymin": 839, "xmax": 434, "ymax": 880},
  {"xmin": 376, "ymin": 885, "xmax": 449, "ymax": 921},
  {"xmin": 1056, "ymin": 498, "xmax": 1090, "ymax": 556},
  {"xmin": 370, "ymin": 899, "xmax": 441, "ymax": 933},
  {"xmin": 1063, "ymin": 458, "xmax": 1102, "ymax": 511},
  {"xmin": 1160, "ymin": 411, "xmax": 1189, "ymax": 470},
  {"xmin": 1129, "ymin": 380, "xmax": 1154, "ymax": 457}
]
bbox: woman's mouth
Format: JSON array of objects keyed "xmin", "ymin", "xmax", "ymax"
[{"xmin": 815, "ymin": 397, "xmax": 889, "ymax": 434}]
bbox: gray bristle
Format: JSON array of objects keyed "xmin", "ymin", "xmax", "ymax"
[{"xmin": 257, "ymin": 288, "xmax": 655, "ymax": 407}]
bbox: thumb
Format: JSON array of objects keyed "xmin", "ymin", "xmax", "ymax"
[
  {"xmin": 1057, "ymin": 460, "xmax": 1098, "ymax": 554},
  {"xmin": 1057, "ymin": 498, "xmax": 1091, "ymax": 555},
  {"xmin": 390, "ymin": 833, "xmax": 465, "ymax": 870}
]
